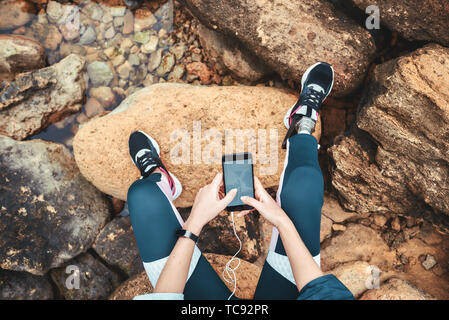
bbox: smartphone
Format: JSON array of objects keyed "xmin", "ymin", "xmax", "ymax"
[{"xmin": 222, "ymin": 152, "xmax": 255, "ymax": 212}]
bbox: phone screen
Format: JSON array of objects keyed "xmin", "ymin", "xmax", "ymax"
[{"xmin": 222, "ymin": 153, "xmax": 254, "ymax": 211}]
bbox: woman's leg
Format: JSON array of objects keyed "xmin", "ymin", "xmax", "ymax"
[
  {"xmin": 254, "ymin": 133, "xmax": 324, "ymax": 299},
  {"xmin": 127, "ymin": 172, "xmax": 233, "ymax": 300}
]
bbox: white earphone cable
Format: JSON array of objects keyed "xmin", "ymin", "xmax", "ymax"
[{"xmin": 222, "ymin": 212, "xmax": 242, "ymax": 300}]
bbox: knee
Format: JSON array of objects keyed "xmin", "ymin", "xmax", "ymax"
[
  {"xmin": 281, "ymin": 167, "xmax": 323, "ymax": 207},
  {"xmin": 127, "ymin": 179, "xmax": 167, "ymax": 215}
]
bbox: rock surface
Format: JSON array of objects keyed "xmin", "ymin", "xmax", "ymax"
[
  {"xmin": 352, "ymin": 0, "xmax": 449, "ymax": 46},
  {"xmin": 50, "ymin": 253, "xmax": 121, "ymax": 300},
  {"xmin": 329, "ymin": 44, "xmax": 449, "ymax": 221},
  {"xmin": 0, "ymin": 0, "xmax": 36, "ymax": 31},
  {"xmin": 0, "ymin": 54, "xmax": 87, "ymax": 140},
  {"xmin": 0, "ymin": 270, "xmax": 53, "ymax": 300},
  {"xmin": 0, "ymin": 35, "xmax": 46, "ymax": 81},
  {"xmin": 109, "ymin": 253, "xmax": 261, "ymax": 300},
  {"xmin": 181, "ymin": 0, "xmax": 376, "ymax": 96},
  {"xmin": 360, "ymin": 278, "xmax": 434, "ymax": 300},
  {"xmin": 74, "ymin": 83, "xmax": 295, "ymax": 207},
  {"xmin": 93, "ymin": 216, "xmax": 143, "ymax": 277},
  {"xmin": 0, "ymin": 137, "xmax": 110, "ymax": 275},
  {"xmin": 197, "ymin": 24, "xmax": 271, "ymax": 83}
]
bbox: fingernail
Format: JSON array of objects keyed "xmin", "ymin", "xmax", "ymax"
[
  {"xmin": 240, "ymin": 196, "xmax": 246, "ymax": 200},
  {"xmin": 231, "ymin": 188, "xmax": 237, "ymax": 193}
]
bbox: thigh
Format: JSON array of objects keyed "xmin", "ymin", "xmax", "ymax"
[{"xmin": 127, "ymin": 175, "xmax": 233, "ymax": 300}]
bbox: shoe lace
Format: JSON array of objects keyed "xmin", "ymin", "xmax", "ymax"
[
  {"xmin": 137, "ymin": 151, "xmax": 155, "ymax": 172},
  {"xmin": 302, "ymin": 86, "xmax": 325, "ymax": 111}
]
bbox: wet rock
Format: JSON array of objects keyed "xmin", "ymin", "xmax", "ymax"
[
  {"xmin": 168, "ymin": 64, "xmax": 185, "ymax": 81},
  {"xmin": 55, "ymin": 3, "xmax": 80, "ymax": 41},
  {"xmin": 104, "ymin": 26, "xmax": 116, "ymax": 39},
  {"xmin": 329, "ymin": 44, "xmax": 449, "ymax": 219},
  {"xmin": 0, "ymin": 54, "xmax": 86, "ymax": 140},
  {"xmin": 122, "ymin": 10, "xmax": 134, "ymax": 35},
  {"xmin": 117, "ymin": 61, "xmax": 133, "ymax": 79},
  {"xmin": 43, "ymin": 24, "xmax": 63, "ymax": 50},
  {"xmin": 111, "ymin": 54, "xmax": 125, "ymax": 67},
  {"xmin": 147, "ymin": 48, "xmax": 163, "ymax": 72},
  {"xmin": 186, "ymin": 62, "xmax": 212, "ymax": 84},
  {"xmin": 0, "ymin": 35, "xmax": 46, "ymax": 81},
  {"xmin": 197, "ymin": 24, "xmax": 270, "ymax": 83},
  {"xmin": 352, "ymin": 0, "xmax": 449, "ymax": 46},
  {"xmin": 50, "ymin": 253, "xmax": 121, "ymax": 300},
  {"xmin": 89, "ymin": 86, "xmax": 116, "ymax": 109},
  {"xmin": 87, "ymin": 61, "xmax": 114, "ymax": 86},
  {"xmin": 59, "ymin": 42, "xmax": 86, "ymax": 58},
  {"xmin": 0, "ymin": 0, "xmax": 36, "ymax": 31},
  {"xmin": 78, "ymin": 25, "xmax": 96, "ymax": 45},
  {"xmin": 133, "ymin": 31, "xmax": 150, "ymax": 44},
  {"xmin": 169, "ymin": 43, "xmax": 186, "ymax": 61},
  {"xmin": 141, "ymin": 35, "xmax": 159, "ymax": 54},
  {"xmin": 93, "ymin": 216, "xmax": 143, "ymax": 277},
  {"xmin": 109, "ymin": 270, "xmax": 152, "ymax": 300},
  {"xmin": 108, "ymin": 6, "xmax": 127, "ymax": 17},
  {"xmin": 80, "ymin": 2, "xmax": 103, "ymax": 22},
  {"xmin": 156, "ymin": 52, "xmax": 175, "ymax": 76},
  {"xmin": 134, "ymin": 8, "xmax": 157, "ymax": 32},
  {"xmin": 0, "ymin": 270, "xmax": 53, "ymax": 300},
  {"xmin": 0, "ymin": 137, "xmax": 110, "ymax": 275},
  {"xmin": 128, "ymin": 54, "xmax": 140, "ymax": 67},
  {"xmin": 360, "ymin": 278, "xmax": 434, "ymax": 300},
  {"xmin": 181, "ymin": 0, "xmax": 376, "ymax": 96},
  {"xmin": 84, "ymin": 97, "xmax": 105, "ymax": 118},
  {"xmin": 73, "ymin": 83, "xmax": 296, "ymax": 207}
]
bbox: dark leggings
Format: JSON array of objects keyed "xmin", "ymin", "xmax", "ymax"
[{"xmin": 127, "ymin": 133, "xmax": 323, "ymax": 299}]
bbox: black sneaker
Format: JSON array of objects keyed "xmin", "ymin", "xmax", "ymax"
[
  {"xmin": 281, "ymin": 62, "xmax": 334, "ymax": 149},
  {"xmin": 129, "ymin": 131, "xmax": 182, "ymax": 199}
]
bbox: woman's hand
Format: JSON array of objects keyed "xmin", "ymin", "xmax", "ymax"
[
  {"xmin": 184, "ymin": 173, "xmax": 237, "ymax": 234},
  {"xmin": 240, "ymin": 176, "xmax": 289, "ymax": 228}
]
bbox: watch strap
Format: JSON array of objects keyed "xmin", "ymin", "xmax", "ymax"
[{"xmin": 176, "ymin": 229, "xmax": 199, "ymax": 243}]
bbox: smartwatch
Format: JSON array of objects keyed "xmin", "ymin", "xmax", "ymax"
[{"xmin": 175, "ymin": 229, "xmax": 199, "ymax": 243}]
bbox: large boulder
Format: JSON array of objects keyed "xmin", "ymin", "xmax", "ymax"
[
  {"xmin": 50, "ymin": 253, "xmax": 121, "ymax": 300},
  {"xmin": 0, "ymin": 54, "xmax": 87, "ymax": 140},
  {"xmin": 92, "ymin": 216, "xmax": 144, "ymax": 277},
  {"xmin": 0, "ymin": 137, "xmax": 110, "ymax": 275},
  {"xmin": 74, "ymin": 83, "xmax": 295, "ymax": 208},
  {"xmin": 329, "ymin": 44, "xmax": 449, "ymax": 221},
  {"xmin": 0, "ymin": 35, "xmax": 46, "ymax": 81},
  {"xmin": 352, "ymin": 0, "xmax": 449, "ymax": 47},
  {"xmin": 197, "ymin": 24, "xmax": 271, "ymax": 83},
  {"xmin": 0, "ymin": 270, "xmax": 53, "ymax": 300},
  {"xmin": 0, "ymin": 0, "xmax": 36, "ymax": 31},
  {"xmin": 180, "ymin": 0, "xmax": 376, "ymax": 96}
]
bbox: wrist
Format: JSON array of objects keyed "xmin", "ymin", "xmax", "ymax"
[
  {"xmin": 183, "ymin": 218, "xmax": 204, "ymax": 235},
  {"xmin": 277, "ymin": 214, "xmax": 293, "ymax": 232}
]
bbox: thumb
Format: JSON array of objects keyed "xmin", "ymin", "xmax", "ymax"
[
  {"xmin": 240, "ymin": 195, "xmax": 262, "ymax": 211},
  {"xmin": 220, "ymin": 188, "xmax": 237, "ymax": 207}
]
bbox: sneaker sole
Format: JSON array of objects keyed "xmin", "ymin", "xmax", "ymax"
[
  {"xmin": 283, "ymin": 62, "xmax": 334, "ymax": 129},
  {"xmin": 136, "ymin": 130, "xmax": 183, "ymax": 200}
]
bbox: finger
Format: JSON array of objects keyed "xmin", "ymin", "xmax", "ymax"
[
  {"xmin": 220, "ymin": 188, "xmax": 237, "ymax": 207},
  {"xmin": 240, "ymin": 195, "xmax": 262, "ymax": 211},
  {"xmin": 211, "ymin": 172, "xmax": 222, "ymax": 187},
  {"xmin": 253, "ymin": 176, "xmax": 267, "ymax": 200}
]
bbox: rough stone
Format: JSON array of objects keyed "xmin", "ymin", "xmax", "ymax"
[
  {"xmin": 134, "ymin": 9, "xmax": 157, "ymax": 32},
  {"xmin": 84, "ymin": 97, "xmax": 105, "ymax": 118},
  {"xmin": 0, "ymin": 137, "xmax": 110, "ymax": 275},
  {"xmin": 73, "ymin": 84, "xmax": 295, "ymax": 207},
  {"xmin": 360, "ymin": 278, "xmax": 434, "ymax": 300},
  {"xmin": 0, "ymin": 35, "xmax": 46, "ymax": 80},
  {"xmin": 141, "ymin": 35, "xmax": 159, "ymax": 54},
  {"xmin": 0, "ymin": 270, "xmax": 53, "ymax": 300},
  {"xmin": 352, "ymin": 0, "xmax": 449, "ymax": 46},
  {"xmin": 147, "ymin": 48, "xmax": 163, "ymax": 72},
  {"xmin": 89, "ymin": 86, "xmax": 116, "ymax": 109},
  {"xmin": 186, "ymin": 62, "xmax": 212, "ymax": 84},
  {"xmin": 0, "ymin": 0, "xmax": 36, "ymax": 31},
  {"xmin": 330, "ymin": 261, "xmax": 376, "ymax": 298},
  {"xmin": 109, "ymin": 270, "xmax": 152, "ymax": 300},
  {"xmin": 50, "ymin": 253, "xmax": 121, "ymax": 300},
  {"xmin": 93, "ymin": 216, "xmax": 143, "ymax": 277},
  {"xmin": 0, "ymin": 54, "xmax": 86, "ymax": 140},
  {"xmin": 78, "ymin": 25, "xmax": 96, "ymax": 45},
  {"xmin": 329, "ymin": 44, "xmax": 449, "ymax": 220},
  {"xmin": 87, "ymin": 61, "xmax": 114, "ymax": 86},
  {"xmin": 197, "ymin": 24, "xmax": 270, "ymax": 83},
  {"xmin": 181, "ymin": 0, "xmax": 376, "ymax": 96}
]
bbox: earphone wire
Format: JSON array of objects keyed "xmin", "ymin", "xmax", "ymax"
[{"xmin": 222, "ymin": 211, "xmax": 242, "ymax": 300}]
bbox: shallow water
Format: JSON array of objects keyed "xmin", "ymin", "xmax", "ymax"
[{"xmin": 1, "ymin": 0, "xmax": 183, "ymax": 151}]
